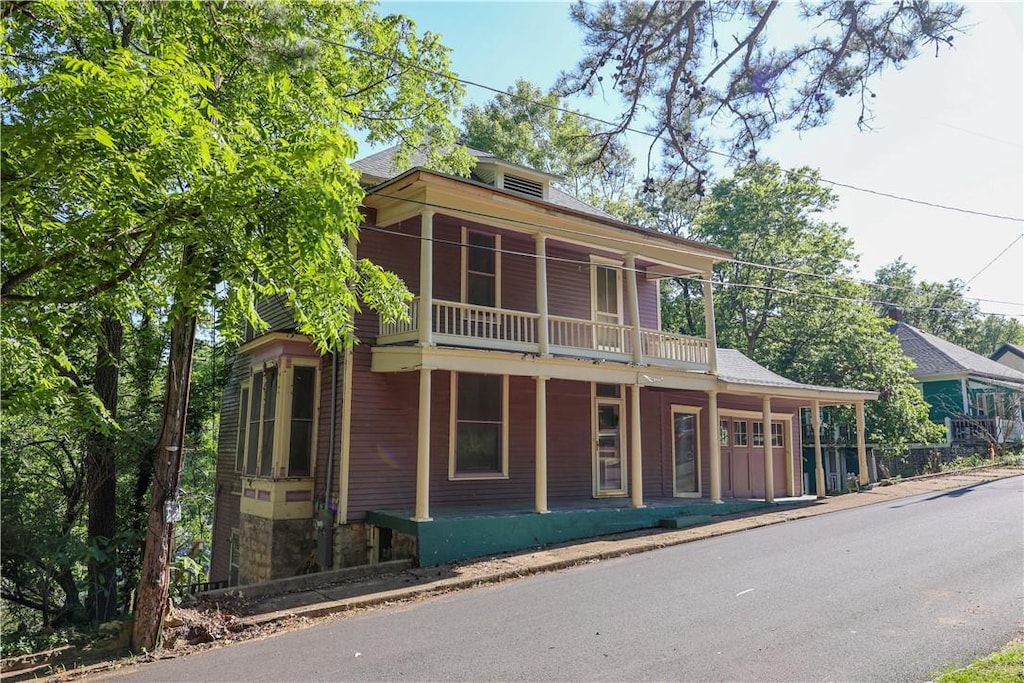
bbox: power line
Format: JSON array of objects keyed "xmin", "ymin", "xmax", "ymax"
[
  {"xmin": 357, "ymin": 223, "xmax": 1023, "ymax": 320},
  {"xmin": 963, "ymin": 233, "xmax": 1024, "ymax": 287},
  {"xmin": 366, "ymin": 190, "xmax": 1024, "ymax": 310},
  {"xmin": 320, "ymin": 35, "xmax": 1024, "ymax": 224}
]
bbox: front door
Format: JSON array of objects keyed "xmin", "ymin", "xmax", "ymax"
[
  {"xmin": 595, "ymin": 394, "xmax": 626, "ymax": 496},
  {"xmin": 672, "ymin": 408, "xmax": 700, "ymax": 496}
]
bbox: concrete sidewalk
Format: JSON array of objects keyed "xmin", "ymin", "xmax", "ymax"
[{"xmin": 196, "ymin": 465, "xmax": 1022, "ymax": 630}]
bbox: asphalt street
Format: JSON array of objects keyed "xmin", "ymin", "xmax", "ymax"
[{"xmin": 100, "ymin": 475, "xmax": 1023, "ymax": 682}]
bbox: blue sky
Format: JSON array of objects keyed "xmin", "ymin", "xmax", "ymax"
[{"xmin": 374, "ymin": 1, "xmax": 1023, "ymax": 320}]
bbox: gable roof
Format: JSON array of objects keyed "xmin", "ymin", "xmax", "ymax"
[
  {"xmin": 992, "ymin": 342, "xmax": 1024, "ymax": 363},
  {"xmin": 891, "ymin": 322, "xmax": 1024, "ymax": 385}
]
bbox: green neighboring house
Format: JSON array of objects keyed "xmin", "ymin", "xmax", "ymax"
[{"xmin": 891, "ymin": 322, "xmax": 1024, "ymax": 447}]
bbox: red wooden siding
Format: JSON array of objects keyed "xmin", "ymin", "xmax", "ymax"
[
  {"xmin": 545, "ymin": 241, "xmax": 592, "ymax": 320},
  {"xmin": 636, "ymin": 274, "xmax": 661, "ymax": 330}
]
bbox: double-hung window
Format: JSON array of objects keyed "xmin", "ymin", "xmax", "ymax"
[
  {"xmin": 450, "ymin": 372, "xmax": 508, "ymax": 478},
  {"xmin": 463, "ymin": 229, "xmax": 500, "ymax": 308}
]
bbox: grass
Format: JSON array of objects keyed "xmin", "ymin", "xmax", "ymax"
[{"xmin": 934, "ymin": 640, "xmax": 1024, "ymax": 682}]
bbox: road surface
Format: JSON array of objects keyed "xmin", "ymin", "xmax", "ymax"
[{"xmin": 102, "ymin": 475, "xmax": 1023, "ymax": 682}]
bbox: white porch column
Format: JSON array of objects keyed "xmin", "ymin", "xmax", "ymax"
[
  {"xmin": 625, "ymin": 254, "xmax": 644, "ymax": 365},
  {"xmin": 762, "ymin": 396, "xmax": 774, "ymax": 503},
  {"xmin": 535, "ymin": 376, "xmax": 549, "ymax": 514},
  {"xmin": 418, "ymin": 209, "xmax": 434, "ymax": 347},
  {"xmin": 413, "ymin": 368, "xmax": 432, "ymax": 521},
  {"xmin": 783, "ymin": 417, "xmax": 795, "ymax": 497},
  {"xmin": 702, "ymin": 270, "xmax": 718, "ymax": 374},
  {"xmin": 856, "ymin": 401, "xmax": 869, "ymax": 486},
  {"xmin": 630, "ymin": 383, "xmax": 644, "ymax": 508},
  {"xmin": 811, "ymin": 400, "xmax": 825, "ymax": 499},
  {"xmin": 535, "ymin": 234, "xmax": 549, "ymax": 356},
  {"xmin": 708, "ymin": 390, "xmax": 722, "ymax": 502}
]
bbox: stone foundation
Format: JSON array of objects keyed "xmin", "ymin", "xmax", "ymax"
[{"xmin": 239, "ymin": 513, "xmax": 315, "ymax": 584}]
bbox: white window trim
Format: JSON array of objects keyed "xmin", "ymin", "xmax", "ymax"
[
  {"xmin": 752, "ymin": 421, "xmax": 765, "ymax": 447},
  {"xmin": 461, "ymin": 226, "xmax": 502, "ymax": 309},
  {"xmin": 590, "ymin": 255, "xmax": 624, "ymax": 325},
  {"xmin": 670, "ymin": 405, "xmax": 702, "ymax": 497},
  {"xmin": 592, "ymin": 382, "xmax": 627, "ymax": 497},
  {"xmin": 770, "ymin": 422, "xmax": 785, "ymax": 448},
  {"xmin": 448, "ymin": 372, "xmax": 510, "ymax": 480}
]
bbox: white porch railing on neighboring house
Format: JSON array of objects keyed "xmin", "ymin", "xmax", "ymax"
[{"xmin": 377, "ymin": 298, "xmax": 711, "ymax": 370}]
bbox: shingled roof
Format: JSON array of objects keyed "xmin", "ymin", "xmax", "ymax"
[
  {"xmin": 716, "ymin": 349, "xmax": 876, "ymax": 398},
  {"xmin": 891, "ymin": 322, "xmax": 1024, "ymax": 385}
]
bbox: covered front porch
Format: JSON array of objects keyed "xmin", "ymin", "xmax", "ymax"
[{"xmin": 368, "ymin": 495, "xmax": 813, "ymax": 566}]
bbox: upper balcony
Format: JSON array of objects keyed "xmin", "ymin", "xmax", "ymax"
[{"xmin": 378, "ymin": 297, "xmax": 711, "ymax": 372}]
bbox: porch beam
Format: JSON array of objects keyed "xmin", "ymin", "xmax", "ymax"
[
  {"xmin": 535, "ymin": 376, "xmax": 549, "ymax": 514},
  {"xmin": 708, "ymin": 390, "xmax": 722, "ymax": 502},
  {"xmin": 625, "ymin": 254, "xmax": 644, "ymax": 366},
  {"xmin": 630, "ymin": 384, "xmax": 644, "ymax": 508},
  {"xmin": 413, "ymin": 368, "xmax": 432, "ymax": 521},
  {"xmin": 702, "ymin": 270, "xmax": 718, "ymax": 374},
  {"xmin": 762, "ymin": 395, "xmax": 774, "ymax": 503},
  {"xmin": 811, "ymin": 399, "xmax": 825, "ymax": 499},
  {"xmin": 418, "ymin": 209, "xmax": 434, "ymax": 347},
  {"xmin": 856, "ymin": 401, "xmax": 869, "ymax": 486},
  {"xmin": 535, "ymin": 234, "xmax": 549, "ymax": 356}
]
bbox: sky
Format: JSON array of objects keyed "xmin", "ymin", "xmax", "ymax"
[{"xmin": 373, "ymin": 1, "xmax": 1024, "ymax": 321}]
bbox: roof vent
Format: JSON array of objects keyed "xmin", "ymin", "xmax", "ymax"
[{"xmin": 502, "ymin": 173, "xmax": 544, "ymax": 199}]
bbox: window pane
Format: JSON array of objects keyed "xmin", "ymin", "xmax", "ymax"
[
  {"xmin": 720, "ymin": 420, "xmax": 730, "ymax": 446},
  {"xmin": 235, "ymin": 387, "xmax": 250, "ymax": 473},
  {"xmin": 467, "ymin": 273, "xmax": 495, "ymax": 307},
  {"xmin": 596, "ymin": 266, "xmax": 618, "ymax": 315},
  {"xmin": 771, "ymin": 423, "xmax": 784, "ymax": 447},
  {"xmin": 260, "ymin": 368, "xmax": 277, "ymax": 477},
  {"xmin": 246, "ymin": 373, "xmax": 262, "ymax": 475},
  {"xmin": 291, "ymin": 367, "xmax": 315, "ymax": 420},
  {"xmin": 597, "ymin": 403, "xmax": 620, "ymax": 431},
  {"xmin": 734, "ymin": 421, "xmax": 747, "ymax": 446},
  {"xmin": 753, "ymin": 421, "xmax": 764, "ymax": 447},
  {"xmin": 595, "ymin": 383, "xmax": 620, "ymax": 398},
  {"xmin": 289, "ymin": 422, "xmax": 312, "ymax": 476},
  {"xmin": 456, "ymin": 422, "xmax": 501, "ymax": 472},
  {"xmin": 289, "ymin": 366, "xmax": 316, "ymax": 476},
  {"xmin": 467, "ymin": 233, "xmax": 495, "ymax": 273},
  {"xmin": 458, "ymin": 373, "xmax": 501, "ymax": 421}
]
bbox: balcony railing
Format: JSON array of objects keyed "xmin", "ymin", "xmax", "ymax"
[{"xmin": 378, "ymin": 298, "xmax": 710, "ymax": 369}]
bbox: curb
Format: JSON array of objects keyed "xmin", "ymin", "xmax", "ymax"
[{"xmin": 237, "ymin": 465, "xmax": 1023, "ymax": 629}]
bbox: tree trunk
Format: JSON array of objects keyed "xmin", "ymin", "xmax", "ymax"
[
  {"xmin": 131, "ymin": 302, "xmax": 197, "ymax": 651},
  {"xmin": 86, "ymin": 316, "xmax": 123, "ymax": 623}
]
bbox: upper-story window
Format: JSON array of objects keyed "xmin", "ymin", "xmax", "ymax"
[{"xmin": 462, "ymin": 228, "xmax": 501, "ymax": 308}]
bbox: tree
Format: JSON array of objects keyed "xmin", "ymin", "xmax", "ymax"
[
  {"xmin": 872, "ymin": 259, "xmax": 1024, "ymax": 356},
  {"xmin": 662, "ymin": 162, "xmax": 943, "ymax": 453},
  {"xmin": 460, "ymin": 79, "xmax": 634, "ymax": 205},
  {"xmin": 558, "ymin": 1, "xmax": 964, "ymax": 176},
  {"xmin": 3, "ymin": 0, "xmax": 471, "ymax": 651}
]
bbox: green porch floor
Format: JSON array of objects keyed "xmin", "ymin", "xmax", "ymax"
[{"xmin": 367, "ymin": 497, "xmax": 802, "ymax": 566}]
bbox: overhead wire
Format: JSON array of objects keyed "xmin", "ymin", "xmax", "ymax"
[
  {"xmin": 318, "ymin": 35, "xmax": 1024, "ymax": 224},
  {"xmin": 356, "ymin": 222, "xmax": 1024, "ymax": 319},
  {"xmin": 362, "ymin": 190, "xmax": 1023, "ymax": 310}
]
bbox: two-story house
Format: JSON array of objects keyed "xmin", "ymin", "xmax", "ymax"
[{"xmin": 208, "ymin": 146, "xmax": 878, "ymax": 585}]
